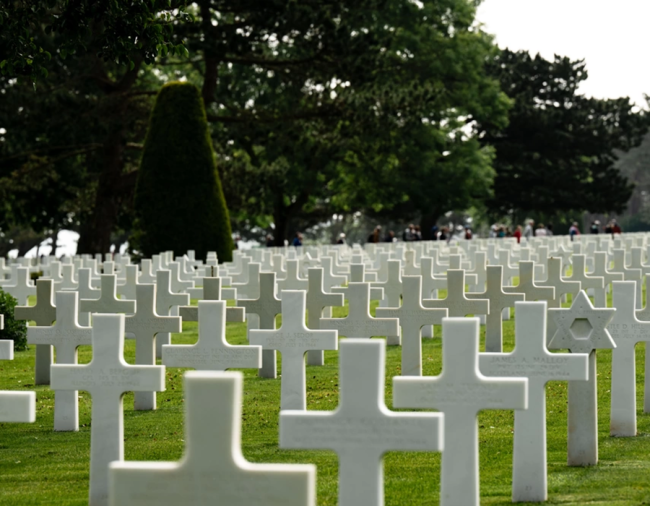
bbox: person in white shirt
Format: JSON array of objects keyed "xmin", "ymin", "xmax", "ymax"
[{"xmin": 534, "ymin": 223, "xmax": 547, "ymax": 237}]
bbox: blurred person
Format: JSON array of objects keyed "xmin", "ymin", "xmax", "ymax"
[
  {"xmin": 336, "ymin": 233, "xmax": 346, "ymax": 245},
  {"xmin": 292, "ymin": 232, "xmax": 303, "ymax": 247},
  {"xmin": 535, "ymin": 224, "xmax": 547, "ymax": 237},
  {"xmin": 464, "ymin": 226, "xmax": 473, "ymax": 240},
  {"xmin": 612, "ymin": 220, "xmax": 622, "ymax": 235},
  {"xmin": 367, "ymin": 225, "xmax": 382, "ymax": 243},
  {"xmin": 590, "ymin": 220, "xmax": 600, "ymax": 234},
  {"xmin": 568, "ymin": 222, "xmax": 580, "ymax": 241},
  {"xmin": 431, "ymin": 225, "xmax": 439, "ymax": 240},
  {"xmin": 384, "ymin": 230, "xmax": 396, "ymax": 243},
  {"xmin": 524, "ymin": 220, "xmax": 534, "ymax": 241},
  {"xmin": 413, "ymin": 225, "xmax": 422, "ymax": 241},
  {"xmin": 265, "ymin": 234, "xmax": 274, "ymax": 247},
  {"xmin": 513, "ymin": 225, "xmax": 522, "ymax": 244},
  {"xmin": 403, "ymin": 224, "xmax": 415, "ymax": 241}
]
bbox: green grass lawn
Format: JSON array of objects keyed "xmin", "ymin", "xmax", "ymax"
[{"xmin": 1, "ymin": 292, "xmax": 650, "ymax": 505}]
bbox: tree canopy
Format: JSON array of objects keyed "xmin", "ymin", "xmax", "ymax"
[{"xmin": 476, "ymin": 49, "xmax": 649, "ymax": 224}]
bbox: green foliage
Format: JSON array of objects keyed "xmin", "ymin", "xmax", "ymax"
[
  {"xmin": 0, "ymin": 1, "xmax": 192, "ymax": 82},
  {"xmin": 477, "ymin": 49, "xmax": 650, "ymax": 223},
  {"xmin": 0, "ymin": 289, "xmax": 27, "ymax": 351},
  {"xmin": 134, "ymin": 81, "xmax": 233, "ymax": 261}
]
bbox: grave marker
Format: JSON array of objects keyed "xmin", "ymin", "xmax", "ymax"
[
  {"xmin": 238, "ymin": 272, "xmax": 282, "ymax": 378},
  {"xmin": 376, "ymin": 276, "xmax": 447, "ymax": 374},
  {"xmin": 607, "ymin": 281, "xmax": 650, "ymax": 437},
  {"xmin": 250, "ymin": 291, "xmax": 337, "ymax": 410},
  {"xmin": 0, "ymin": 315, "xmax": 36, "ymax": 423},
  {"xmin": 79, "ymin": 275, "xmax": 136, "ymax": 316},
  {"xmin": 109, "ymin": 371, "xmax": 316, "ymax": 506},
  {"xmin": 480, "ymin": 302, "xmax": 588, "ymax": 501},
  {"xmin": 125, "ymin": 284, "xmax": 181, "ymax": 410},
  {"xmin": 14, "ymin": 278, "xmax": 56, "ymax": 385},
  {"xmin": 179, "ymin": 278, "xmax": 245, "ymax": 323},
  {"xmin": 468, "ymin": 266, "xmax": 524, "ymax": 352},
  {"xmin": 321, "ymin": 283, "xmax": 399, "ymax": 340},
  {"xmin": 393, "ymin": 318, "xmax": 528, "ymax": 506},
  {"xmin": 280, "ymin": 339, "xmax": 443, "ymax": 506},
  {"xmin": 305, "ymin": 268, "xmax": 344, "ymax": 366},
  {"xmin": 548, "ymin": 291, "xmax": 615, "ymax": 465},
  {"xmin": 155, "ymin": 270, "xmax": 190, "ymax": 359},
  {"xmin": 51, "ymin": 314, "xmax": 165, "ymax": 506},
  {"xmin": 164, "ymin": 301, "xmax": 261, "ymax": 371},
  {"xmin": 423, "ymin": 270, "xmax": 489, "ymax": 318}
]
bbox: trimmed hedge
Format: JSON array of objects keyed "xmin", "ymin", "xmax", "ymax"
[
  {"xmin": 0, "ymin": 290, "xmax": 27, "ymax": 351},
  {"xmin": 133, "ymin": 81, "xmax": 233, "ymax": 262}
]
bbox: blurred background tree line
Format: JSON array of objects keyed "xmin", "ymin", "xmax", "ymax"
[{"xmin": 1, "ymin": 0, "xmax": 648, "ymax": 253}]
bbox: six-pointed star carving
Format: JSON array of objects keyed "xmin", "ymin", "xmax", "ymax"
[{"xmin": 548, "ymin": 290, "xmax": 616, "ymax": 353}]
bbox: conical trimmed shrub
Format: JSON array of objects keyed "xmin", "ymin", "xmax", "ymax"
[{"xmin": 134, "ymin": 81, "xmax": 233, "ymax": 261}]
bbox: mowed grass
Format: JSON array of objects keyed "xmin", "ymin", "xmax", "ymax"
[{"xmin": 1, "ymin": 290, "xmax": 650, "ymax": 505}]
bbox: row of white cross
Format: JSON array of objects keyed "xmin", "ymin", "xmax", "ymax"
[{"xmin": 2, "ymin": 236, "xmax": 650, "ymax": 506}]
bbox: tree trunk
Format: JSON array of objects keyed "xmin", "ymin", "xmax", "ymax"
[
  {"xmin": 77, "ymin": 131, "xmax": 126, "ymax": 254},
  {"xmin": 420, "ymin": 211, "xmax": 442, "ymax": 240},
  {"xmin": 273, "ymin": 200, "xmax": 289, "ymax": 247}
]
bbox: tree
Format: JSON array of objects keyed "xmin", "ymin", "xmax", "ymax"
[
  {"xmin": 0, "ymin": 1, "xmax": 191, "ymax": 82},
  {"xmin": 133, "ymin": 81, "xmax": 233, "ymax": 261},
  {"xmin": 476, "ymin": 49, "xmax": 649, "ymax": 224}
]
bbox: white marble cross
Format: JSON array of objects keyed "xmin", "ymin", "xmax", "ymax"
[
  {"xmin": 278, "ymin": 259, "xmax": 309, "ymax": 292},
  {"xmin": 468, "ymin": 266, "xmax": 524, "ymax": 352},
  {"xmin": 548, "ymin": 291, "xmax": 615, "ymax": 466},
  {"xmin": 250, "ymin": 291, "xmax": 338, "ymax": 410},
  {"xmin": 319, "ymin": 256, "xmax": 347, "ymax": 291},
  {"xmin": 504, "ymin": 261, "xmax": 555, "ymax": 302},
  {"xmin": 60, "ymin": 264, "xmax": 79, "ymax": 291},
  {"xmin": 423, "ymin": 270, "xmax": 489, "ymax": 318},
  {"xmin": 371, "ymin": 259, "xmax": 402, "ymax": 307},
  {"xmin": 238, "ymin": 272, "xmax": 282, "ymax": 378},
  {"xmin": 179, "ymin": 277, "xmax": 245, "ymax": 324},
  {"xmin": 4, "ymin": 267, "xmax": 35, "ymax": 305},
  {"xmin": 0, "ymin": 315, "xmax": 35, "ymax": 423},
  {"xmin": 280, "ymin": 339, "xmax": 442, "ymax": 506},
  {"xmin": 565, "ymin": 254, "xmax": 604, "ymax": 301},
  {"xmin": 321, "ymin": 283, "xmax": 398, "ymax": 340},
  {"xmin": 231, "ymin": 262, "xmax": 261, "ymax": 300},
  {"xmin": 14, "ymin": 278, "xmax": 56, "ymax": 385},
  {"xmin": 138, "ymin": 259, "xmax": 157, "ymax": 284},
  {"xmin": 420, "ymin": 256, "xmax": 447, "ymax": 339},
  {"xmin": 109, "ymin": 371, "xmax": 316, "ymax": 506},
  {"xmin": 332, "ymin": 264, "xmax": 383, "ymax": 301},
  {"xmin": 611, "ymin": 249, "xmax": 642, "ymax": 309},
  {"xmin": 77, "ymin": 268, "xmax": 101, "ymax": 326},
  {"xmin": 125, "ymin": 284, "xmax": 181, "ymax": 411},
  {"xmin": 480, "ymin": 301, "xmax": 588, "ymax": 502},
  {"xmin": 27, "ymin": 291, "xmax": 93, "ymax": 431},
  {"xmin": 497, "ymin": 250, "xmax": 519, "ymax": 287},
  {"xmin": 155, "ymin": 269, "xmax": 190, "ymax": 359},
  {"xmin": 538, "ymin": 257, "xmax": 580, "ymax": 307},
  {"xmin": 305, "ymin": 268, "xmax": 344, "ymax": 366},
  {"xmin": 168, "ymin": 261, "xmax": 194, "ymax": 294},
  {"xmin": 607, "ymin": 281, "xmax": 650, "ymax": 437},
  {"xmin": 393, "ymin": 317, "xmax": 528, "ymax": 506},
  {"xmin": 51, "ymin": 314, "xmax": 165, "ymax": 506},
  {"xmin": 79, "ymin": 275, "xmax": 136, "ymax": 316},
  {"xmin": 376, "ymin": 276, "xmax": 447, "ymax": 374},
  {"xmin": 589, "ymin": 251, "xmax": 624, "ymax": 307},
  {"xmin": 164, "ymin": 301, "xmax": 261, "ymax": 371},
  {"xmin": 116, "ymin": 265, "xmax": 139, "ymax": 301}
]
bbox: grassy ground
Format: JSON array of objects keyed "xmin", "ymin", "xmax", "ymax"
[{"xmin": 1, "ymin": 291, "xmax": 650, "ymax": 505}]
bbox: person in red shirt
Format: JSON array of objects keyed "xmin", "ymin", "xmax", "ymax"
[{"xmin": 513, "ymin": 225, "xmax": 522, "ymax": 244}]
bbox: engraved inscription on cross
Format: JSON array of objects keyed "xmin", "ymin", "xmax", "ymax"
[
  {"xmin": 164, "ymin": 301, "xmax": 261, "ymax": 372},
  {"xmin": 280, "ymin": 339, "xmax": 443, "ymax": 506},
  {"xmin": 51, "ymin": 314, "xmax": 165, "ymax": 506},
  {"xmin": 468, "ymin": 266, "xmax": 524, "ymax": 352},
  {"xmin": 393, "ymin": 318, "xmax": 528, "ymax": 506},
  {"xmin": 480, "ymin": 302, "xmax": 588, "ymax": 502},
  {"xmin": 250, "ymin": 291, "xmax": 338, "ymax": 410},
  {"xmin": 548, "ymin": 290, "xmax": 615, "ymax": 466},
  {"xmin": 14, "ymin": 278, "xmax": 56, "ymax": 385},
  {"xmin": 125, "ymin": 284, "xmax": 181, "ymax": 411},
  {"xmin": 321, "ymin": 282, "xmax": 399, "ymax": 340},
  {"xmin": 109, "ymin": 371, "xmax": 316, "ymax": 506},
  {"xmin": 238, "ymin": 272, "xmax": 282, "ymax": 379},
  {"xmin": 376, "ymin": 276, "xmax": 446, "ymax": 374},
  {"xmin": 28, "ymin": 291, "xmax": 93, "ymax": 431},
  {"xmin": 305, "ymin": 268, "xmax": 344, "ymax": 366}
]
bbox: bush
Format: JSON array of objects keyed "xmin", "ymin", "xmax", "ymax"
[
  {"xmin": 133, "ymin": 81, "xmax": 234, "ymax": 262},
  {"xmin": 0, "ymin": 289, "xmax": 27, "ymax": 351}
]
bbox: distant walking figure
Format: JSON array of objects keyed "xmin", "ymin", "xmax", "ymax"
[
  {"xmin": 513, "ymin": 225, "xmax": 522, "ymax": 244},
  {"xmin": 523, "ymin": 220, "xmax": 534, "ymax": 241},
  {"xmin": 568, "ymin": 222, "xmax": 580, "ymax": 241}
]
